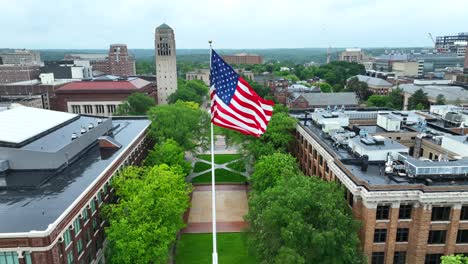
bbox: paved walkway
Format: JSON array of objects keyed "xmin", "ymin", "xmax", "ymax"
[
  {"xmin": 182, "ymin": 184, "xmax": 249, "ymax": 233},
  {"xmin": 186, "ymin": 135, "xmax": 249, "ymax": 182}
]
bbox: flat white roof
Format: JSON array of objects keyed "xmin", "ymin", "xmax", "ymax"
[{"xmin": 0, "ymin": 106, "xmax": 77, "ymax": 144}]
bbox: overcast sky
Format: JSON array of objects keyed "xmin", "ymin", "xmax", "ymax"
[{"xmin": 2, "ymin": 0, "xmax": 468, "ymax": 49}]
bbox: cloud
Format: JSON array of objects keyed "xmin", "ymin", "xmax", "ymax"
[{"xmin": 1, "ymin": 0, "xmax": 467, "ymax": 49}]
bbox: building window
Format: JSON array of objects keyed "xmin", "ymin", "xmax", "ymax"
[
  {"xmin": 374, "ymin": 229, "xmax": 387, "ymax": 243},
  {"xmin": 82, "ymin": 208, "xmax": 88, "ymax": 222},
  {"xmin": 95, "ymin": 105, "xmax": 105, "ymax": 114},
  {"xmin": 0, "ymin": 252, "xmax": 19, "ymax": 264},
  {"xmin": 425, "ymin": 253, "xmax": 442, "ymax": 264},
  {"xmin": 24, "ymin": 252, "xmax": 32, "ymax": 264},
  {"xmin": 394, "ymin": 251, "xmax": 406, "ymax": 264},
  {"xmin": 399, "ymin": 204, "xmax": 412, "ymax": 219},
  {"xmin": 461, "ymin": 206, "xmax": 468, "ymax": 220},
  {"xmin": 77, "ymin": 238, "xmax": 83, "ymax": 256},
  {"xmin": 457, "ymin": 230, "xmax": 468, "ymax": 244},
  {"xmin": 71, "ymin": 105, "xmax": 81, "ymax": 114},
  {"xmin": 376, "ymin": 205, "xmax": 390, "ymax": 220},
  {"xmin": 372, "ymin": 252, "xmax": 385, "ymax": 264},
  {"xmin": 90, "ymin": 200, "xmax": 96, "ymax": 213},
  {"xmin": 432, "ymin": 207, "xmax": 451, "ymax": 221},
  {"xmin": 67, "ymin": 251, "xmax": 74, "ymax": 264},
  {"xmin": 84, "ymin": 105, "xmax": 93, "ymax": 114},
  {"xmin": 428, "ymin": 230, "xmax": 447, "ymax": 244},
  {"xmin": 64, "ymin": 229, "xmax": 72, "ymax": 246},
  {"xmin": 97, "ymin": 192, "xmax": 102, "ymax": 204},
  {"xmin": 107, "ymin": 104, "xmax": 116, "ymax": 114},
  {"xmin": 92, "ymin": 218, "xmax": 98, "ymax": 232},
  {"xmin": 396, "ymin": 228, "xmax": 409, "ymax": 242},
  {"xmin": 74, "ymin": 218, "xmax": 81, "ymax": 234}
]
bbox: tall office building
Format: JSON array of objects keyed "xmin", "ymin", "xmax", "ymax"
[
  {"xmin": 108, "ymin": 44, "xmax": 136, "ymax": 76},
  {"xmin": 464, "ymin": 47, "xmax": 468, "ymax": 73},
  {"xmin": 155, "ymin": 23, "xmax": 177, "ymax": 104}
]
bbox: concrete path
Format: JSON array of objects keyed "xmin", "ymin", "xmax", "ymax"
[{"xmin": 182, "ymin": 185, "xmax": 249, "ymax": 233}]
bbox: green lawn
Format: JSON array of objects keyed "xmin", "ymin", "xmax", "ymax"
[
  {"xmin": 197, "ymin": 154, "xmax": 241, "ymax": 165},
  {"xmin": 176, "ymin": 233, "xmax": 257, "ymax": 264},
  {"xmin": 193, "ymin": 162, "xmax": 212, "ymax": 173},
  {"xmin": 226, "ymin": 160, "xmax": 246, "ymax": 173},
  {"xmin": 191, "ymin": 169, "xmax": 247, "ymax": 183}
]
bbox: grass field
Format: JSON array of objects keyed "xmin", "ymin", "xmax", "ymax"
[
  {"xmin": 193, "ymin": 162, "xmax": 211, "ymax": 173},
  {"xmin": 197, "ymin": 154, "xmax": 241, "ymax": 165},
  {"xmin": 175, "ymin": 233, "xmax": 257, "ymax": 264},
  {"xmin": 226, "ymin": 160, "xmax": 246, "ymax": 172},
  {"xmin": 191, "ymin": 169, "xmax": 247, "ymax": 184}
]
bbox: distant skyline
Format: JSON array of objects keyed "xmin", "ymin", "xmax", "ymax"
[{"xmin": 2, "ymin": 0, "xmax": 468, "ymax": 49}]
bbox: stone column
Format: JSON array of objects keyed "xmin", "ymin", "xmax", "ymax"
[
  {"xmin": 385, "ymin": 203, "xmax": 400, "ymax": 264},
  {"xmin": 361, "ymin": 201, "xmax": 377, "ymax": 263},
  {"xmin": 407, "ymin": 204, "xmax": 432, "ymax": 264},
  {"xmin": 445, "ymin": 204, "xmax": 461, "ymax": 255}
]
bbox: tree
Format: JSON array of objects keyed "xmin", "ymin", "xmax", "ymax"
[
  {"xmin": 103, "ymin": 165, "xmax": 192, "ymax": 264},
  {"xmin": 387, "ymin": 88, "xmax": 404, "ymax": 110},
  {"xmin": 366, "ymin": 95, "xmax": 390, "ymax": 107},
  {"xmin": 223, "ymin": 105, "xmax": 297, "ymax": 160},
  {"xmin": 144, "ymin": 139, "xmax": 191, "ymax": 175},
  {"xmin": 135, "ymin": 60, "xmax": 155, "ymax": 75},
  {"xmin": 346, "ymin": 77, "xmax": 372, "ymax": 101},
  {"xmin": 436, "ymin": 94, "xmax": 446, "ymax": 105},
  {"xmin": 408, "ymin": 89, "xmax": 430, "ymax": 110},
  {"xmin": 147, "ymin": 101, "xmax": 210, "ymax": 151},
  {"xmin": 319, "ymin": 82, "xmax": 333, "ymax": 93},
  {"xmin": 115, "ymin": 93, "xmax": 156, "ymax": 116},
  {"xmin": 246, "ymin": 165, "xmax": 364, "ymax": 264},
  {"xmin": 442, "ymin": 255, "xmax": 468, "ymax": 264},
  {"xmin": 250, "ymin": 153, "xmax": 301, "ymax": 193},
  {"xmin": 168, "ymin": 79, "xmax": 208, "ymax": 105}
]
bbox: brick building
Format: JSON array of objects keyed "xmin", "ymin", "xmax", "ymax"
[
  {"xmin": 0, "ymin": 106, "xmax": 152, "ymax": 263},
  {"xmin": 108, "ymin": 44, "xmax": 136, "ymax": 77},
  {"xmin": 52, "ymin": 76, "xmax": 156, "ymax": 116},
  {"xmin": 0, "ymin": 65, "xmax": 40, "ymax": 84},
  {"xmin": 288, "ymin": 92, "xmax": 358, "ymax": 109},
  {"xmin": 65, "ymin": 44, "xmax": 135, "ymax": 77},
  {"xmin": 222, "ymin": 53, "xmax": 263, "ymax": 65},
  {"xmin": 294, "ymin": 108, "xmax": 468, "ymax": 264}
]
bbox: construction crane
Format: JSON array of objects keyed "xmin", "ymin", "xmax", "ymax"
[{"xmin": 428, "ymin": 33, "xmax": 435, "ymax": 45}]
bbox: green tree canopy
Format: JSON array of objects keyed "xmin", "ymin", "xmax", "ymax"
[
  {"xmin": 319, "ymin": 82, "xmax": 333, "ymax": 93},
  {"xmin": 144, "ymin": 139, "xmax": 191, "ymax": 175},
  {"xmin": 250, "ymin": 153, "xmax": 301, "ymax": 193},
  {"xmin": 436, "ymin": 94, "xmax": 446, "ymax": 105},
  {"xmin": 115, "ymin": 93, "xmax": 156, "ymax": 116},
  {"xmin": 246, "ymin": 165, "xmax": 364, "ymax": 264},
  {"xmin": 346, "ymin": 77, "xmax": 372, "ymax": 101},
  {"xmin": 408, "ymin": 89, "xmax": 430, "ymax": 110},
  {"xmin": 442, "ymin": 255, "xmax": 468, "ymax": 264},
  {"xmin": 147, "ymin": 101, "xmax": 210, "ymax": 151},
  {"xmin": 366, "ymin": 95, "xmax": 390, "ymax": 107},
  {"xmin": 168, "ymin": 79, "xmax": 208, "ymax": 105},
  {"xmin": 103, "ymin": 165, "xmax": 192, "ymax": 264},
  {"xmin": 223, "ymin": 105, "xmax": 297, "ymax": 160}
]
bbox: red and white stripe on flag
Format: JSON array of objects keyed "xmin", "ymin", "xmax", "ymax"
[{"xmin": 210, "ymin": 76, "xmax": 275, "ymax": 137}]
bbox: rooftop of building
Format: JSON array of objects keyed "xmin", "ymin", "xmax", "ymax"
[
  {"xmin": 399, "ymin": 83, "xmax": 468, "ymax": 102},
  {"xmin": 56, "ymin": 76, "xmax": 151, "ymax": 92},
  {"xmin": 351, "ymin": 75, "xmax": 393, "ymax": 87},
  {"xmin": 0, "ymin": 107, "xmax": 150, "ymax": 233},
  {"xmin": 290, "ymin": 92, "xmax": 358, "ymax": 106},
  {"xmin": 156, "ymin": 23, "xmax": 172, "ymax": 30},
  {"xmin": 297, "ymin": 108, "xmax": 468, "ymax": 189}
]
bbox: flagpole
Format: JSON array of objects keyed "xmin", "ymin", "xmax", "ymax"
[{"xmin": 209, "ymin": 40, "xmax": 218, "ymax": 264}]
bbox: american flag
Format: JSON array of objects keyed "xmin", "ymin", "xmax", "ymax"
[{"xmin": 210, "ymin": 50, "xmax": 274, "ymax": 137}]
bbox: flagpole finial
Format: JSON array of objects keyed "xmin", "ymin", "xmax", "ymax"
[{"xmin": 208, "ymin": 40, "xmax": 212, "ymax": 44}]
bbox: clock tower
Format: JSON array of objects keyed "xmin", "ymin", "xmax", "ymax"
[{"xmin": 155, "ymin": 23, "xmax": 177, "ymax": 104}]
